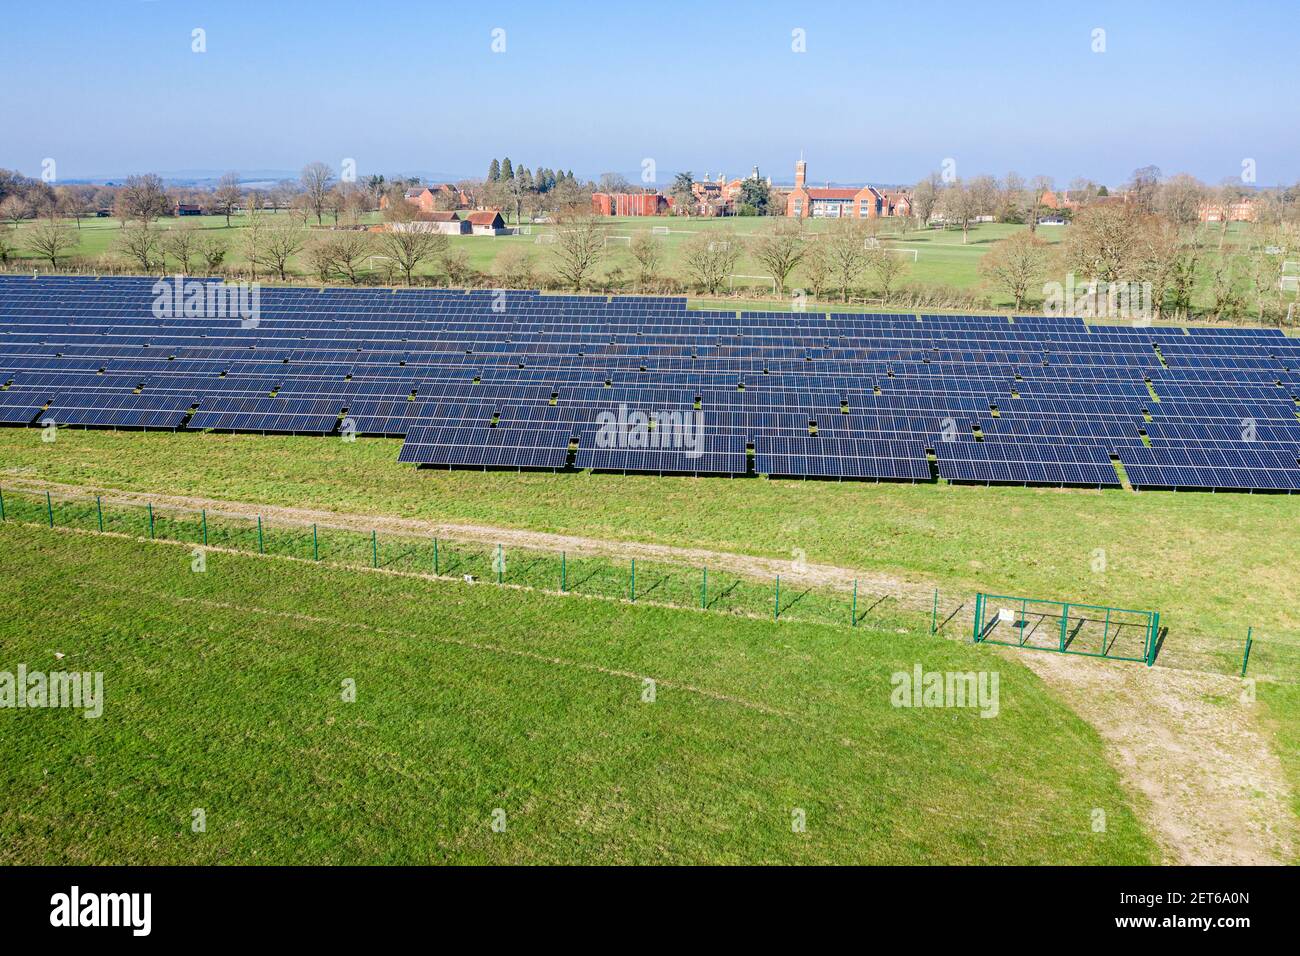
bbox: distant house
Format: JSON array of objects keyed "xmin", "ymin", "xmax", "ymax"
[
  {"xmin": 1199, "ymin": 199, "xmax": 1257, "ymax": 223},
  {"xmin": 466, "ymin": 210, "xmax": 507, "ymax": 235},
  {"xmin": 174, "ymin": 203, "xmax": 203, "ymax": 216},
  {"xmin": 388, "ymin": 211, "xmax": 469, "ymax": 236},
  {"xmin": 381, "ymin": 184, "xmax": 471, "ymax": 214},
  {"xmin": 784, "ymin": 160, "xmax": 910, "ymax": 219}
]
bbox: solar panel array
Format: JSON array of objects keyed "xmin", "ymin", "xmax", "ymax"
[{"xmin": 2, "ymin": 274, "xmax": 1299, "ymax": 491}]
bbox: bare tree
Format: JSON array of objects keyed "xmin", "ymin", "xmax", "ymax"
[
  {"xmin": 823, "ymin": 220, "xmax": 871, "ymax": 301},
  {"xmin": 866, "ymin": 246, "xmax": 913, "ymax": 303},
  {"xmin": 213, "ymin": 172, "xmax": 242, "ymax": 227},
  {"xmin": 161, "ymin": 221, "xmax": 202, "ymax": 273},
  {"xmin": 196, "ymin": 232, "xmax": 228, "ymax": 274},
  {"xmin": 258, "ymin": 220, "xmax": 307, "ymax": 280},
  {"xmin": 798, "ymin": 238, "xmax": 832, "ymax": 299},
  {"xmin": 679, "ymin": 230, "xmax": 741, "ymax": 295},
  {"xmin": 1062, "ymin": 204, "xmax": 1146, "ymax": 282},
  {"xmin": 1127, "ymin": 165, "xmax": 1163, "ymax": 215},
  {"xmin": 376, "ymin": 222, "xmax": 447, "ymax": 286},
  {"xmin": 240, "ymin": 208, "xmax": 267, "ymax": 279},
  {"xmin": 629, "ymin": 232, "xmax": 663, "ymax": 289},
  {"xmin": 910, "ymin": 173, "xmax": 942, "ymax": 227},
  {"xmin": 551, "ymin": 217, "xmax": 607, "ymax": 291},
  {"xmin": 1157, "ymin": 173, "xmax": 1206, "ymax": 227},
  {"xmin": 938, "ymin": 180, "xmax": 984, "ymax": 244},
  {"xmin": 978, "ymin": 231, "xmax": 1052, "ymax": 309},
  {"xmin": 300, "ymin": 162, "xmax": 335, "ymax": 225},
  {"xmin": 121, "ymin": 173, "xmax": 171, "ymax": 225},
  {"xmin": 494, "ymin": 246, "xmax": 536, "ymax": 288},
  {"xmin": 113, "ymin": 223, "xmax": 162, "ymax": 271},
  {"xmin": 306, "ymin": 231, "xmax": 372, "ymax": 284},
  {"xmin": 749, "ymin": 220, "xmax": 806, "ymax": 296},
  {"xmin": 26, "ymin": 219, "xmax": 77, "ymax": 268},
  {"xmin": 0, "ymin": 225, "xmax": 17, "ymax": 265},
  {"xmin": 1027, "ymin": 175, "xmax": 1054, "ymax": 234},
  {"xmin": 1, "ymin": 195, "xmax": 32, "ymax": 226}
]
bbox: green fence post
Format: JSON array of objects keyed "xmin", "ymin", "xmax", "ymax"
[
  {"xmin": 0, "ymin": 487, "xmax": 5, "ymax": 521},
  {"xmin": 560, "ymin": 551, "xmax": 566, "ymax": 592},
  {"xmin": 629, "ymin": 558, "xmax": 636, "ymax": 602},
  {"xmin": 96, "ymin": 496, "xmax": 103, "ymax": 532},
  {"xmin": 1020, "ymin": 597, "xmax": 1028, "ymax": 646},
  {"xmin": 46, "ymin": 491, "xmax": 54, "ymax": 527},
  {"xmin": 433, "ymin": 537, "xmax": 439, "ymax": 574},
  {"xmin": 1147, "ymin": 612, "xmax": 1161, "ymax": 666},
  {"xmin": 1059, "ymin": 603, "xmax": 1069, "ymax": 652},
  {"xmin": 774, "ymin": 574, "xmax": 780, "ymax": 621},
  {"xmin": 497, "ymin": 544, "xmax": 503, "ymax": 584},
  {"xmin": 313, "ymin": 523, "xmax": 319, "ymax": 561},
  {"xmin": 701, "ymin": 567, "xmax": 707, "ymax": 609},
  {"xmin": 257, "ymin": 516, "xmax": 264, "ymax": 554},
  {"xmin": 931, "ymin": 588, "xmax": 938, "ymax": 634},
  {"xmin": 972, "ymin": 593, "xmax": 983, "ymax": 643},
  {"xmin": 851, "ymin": 578, "xmax": 858, "ymax": 628},
  {"xmin": 1240, "ymin": 627, "xmax": 1253, "ymax": 678},
  {"xmin": 148, "ymin": 502, "xmax": 155, "ymax": 539},
  {"xmin": 1103, "ymin": 607, "xmax": 1111, "ymax": 651},
  {"xmin": 201, "ymin": 509, "xmax": 208, "ymax": 546},
  {"xmin": 371, "ymin": 530, "xmax": 378, "ymax": 568}
]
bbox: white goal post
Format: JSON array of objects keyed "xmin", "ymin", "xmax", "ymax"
[
  {"xmin": 1281, "ymin": 261, "xmax": 1300, "ymax": 292},
  {"xmin": 729, "ymin": 274, "xmax": 777, "ymax": 294}
]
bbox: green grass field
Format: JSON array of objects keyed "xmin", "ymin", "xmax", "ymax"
[
  {"xmin": 8, "ymin": 214, "xmax": 1272, "ymax": 314},
  {"xmin": 4, "ymin": 427, "xmax": 1298, "ymax": 648},
  {"xmin": 0, "ymin": 521, "xmax": 1158, "ymax": 864}
]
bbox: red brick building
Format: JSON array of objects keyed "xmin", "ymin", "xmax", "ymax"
[
  {"xmin": 784, "ymin": 159, "xmax": 909, "ymax": 219},
  {"xmin": 380, "ymin": 184, "xmax": 471, "ymax": 214},
  {"xmin": 592, "ymin": 191, "xmax": 669, "ymax": 216}
]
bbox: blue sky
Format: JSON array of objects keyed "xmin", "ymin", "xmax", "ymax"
[{"xmin": 3, "ymin": 0, "xmax": 1296, "ymax": 187}]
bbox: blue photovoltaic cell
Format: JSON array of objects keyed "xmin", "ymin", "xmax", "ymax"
[{"xmin": 0, "ymin": 274, "xmax": 1296, "ymax": 488}]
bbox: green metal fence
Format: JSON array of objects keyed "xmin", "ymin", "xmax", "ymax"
[
  {"xmin": 972, "ymin": 592, "xmax": 1160, "ymax": 665},
  {"xmin": 0, "ymin": 484, "xmax": 909, "ymax": 634}
]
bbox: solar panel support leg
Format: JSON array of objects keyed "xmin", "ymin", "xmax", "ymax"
[
  {"xmin": 497, "ymin": 544, "xmax": 503, "ymax": 584},
  {"xmin": 1240, "ymin": 628, "xmax": 1253, "ymax": 677},
  {"xmin": 201, "ymin": 509, "xmax": 207, "ymax": 547},
  {"xmin": 852, "ymin": 579, "xmax": 858, "ymax": 628},
  {"xmin": 931, "ymin": 588, "xmax": 938, "ymax": 634},
  {"xmin": 47, "ymin": 492, "xmax": 53, "ymax": 528},
  {"xmin": 313, "ymin": 524, "xmax": 319, "ymax": 561},
  {"xmin": 148, "ymin": 503, "xmax": 154, "ymax": 539},
  {"xmin": 0, "ymin": 487, "xmax": 5, "ymax": 522},
  {"xmin": 560, "ymin": 551, "xmax": 566, "ymax": 592},
  {"xmin": 257, "ymin": 516, "xmax": 264, "ymax": 554},
  {"xmin": 371, "ymin": 530, "xmax": 378, "ymax": 568},
  {"xmin": 96, "ymin": 496, "xmax": 103, "ymax": 533},
  {"xmin": 433, "ymin": 537, "xmax": 439, "ymax": 575},
  {"xmin": 701, "ymin": 568, "xmax": 707, "ymax": 610},
  {"xmin": 774, "ymin": 575, "xmax": 780, "ymax": 621},
  {"xmin": 629, "ymin": 559, "xmax": 636, "ymax": 602}
]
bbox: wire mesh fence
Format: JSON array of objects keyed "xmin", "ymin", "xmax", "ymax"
[
  {"xmin": 5, "ymin": 483, "xmax": 1297, "ymax": 683},
  {"xmin": 0, "ymin": 485, "xmax": 909, "ymax": 633}
]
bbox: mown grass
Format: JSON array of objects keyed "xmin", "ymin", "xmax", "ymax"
[
  {"xmin": 4, "ymin": 427, "xmax": 1299, "ymax": 648},
  {"xmin": 0, "ymin": 522, "xmax": 1158, "ymax": 864}
]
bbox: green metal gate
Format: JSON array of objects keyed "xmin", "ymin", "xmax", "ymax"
[{"xmin": 972, "ymin": 592, "xmax": 1160, "ymax": 666}]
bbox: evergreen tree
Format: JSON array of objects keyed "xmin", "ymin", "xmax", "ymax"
[
  {"xmin": 488, "ymin": 159, "xmax": 500, "ymax": 182},
  {"xmin": 500, "ymin": 157, "xmax": 514, "ymax": 181}
]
